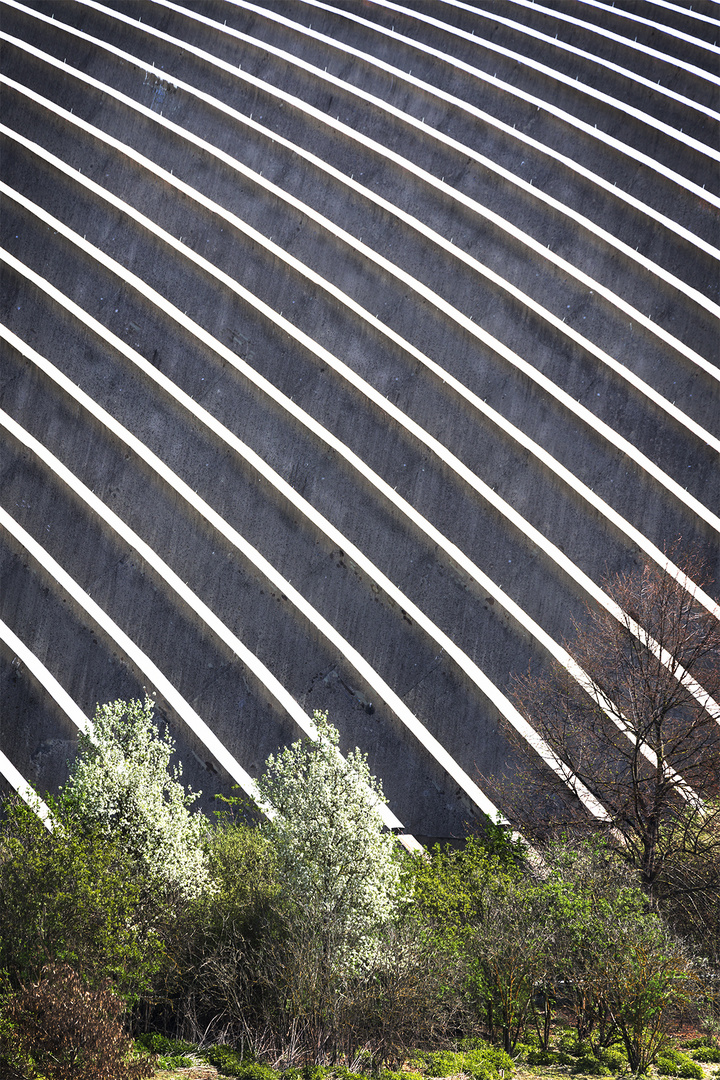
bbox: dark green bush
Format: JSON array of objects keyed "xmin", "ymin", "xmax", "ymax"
[
  {"xmin": 527, "ymin": 1049, "xmax": 576, "ymax": 1067},
  {"xmin": 206, "ymin": 1047, "xmax": 277, "ymax": 1080},
  {"xmin": 691, "ymin": 1048, "xmax": 720, "ymax": 1063},
  {"xmin": 657, "ymin": 1051, "xmax": 704, "ymax": 1078},
  {"xmin": 557, "ymin": 1033, "xmax": 586, "ymax": 1056},
  {"xmin": 598, "ymin": 1048, "xmax": 627, "ymax": 1073},
  {"xmin": 134, "ymin": 1032, "xmax": 194, "ymax": 1068},
  {"xmin": 0, "ymin": 796, "xmax": 166, "ymax": 1003},
  {"xmin": 571, "ymin": 1057, "xmax": 611, "ymax": 1076},
  {"xmin": 413, "ymin": 1046, "xmax": 513, "ymax": 1079},
  {"xmin": 526, "ymin": 1048, "xmax": 556, "ymax": 1066},
  {"xmin": 135, "ymin": 1031, "xmax": 193, "ymax": 1055}
]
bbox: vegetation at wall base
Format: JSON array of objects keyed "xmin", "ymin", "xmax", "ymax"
[{"xmin": 2, "ymin": 550, "xmax": 720, "ymax": 1080}]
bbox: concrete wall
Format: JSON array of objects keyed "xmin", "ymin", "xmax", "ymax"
[{"xmin": 1, "ymin": 0, "xmax": 718, "ymax": 841}]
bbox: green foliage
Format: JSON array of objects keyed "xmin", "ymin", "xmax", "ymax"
[
  {"xmin": 592, "ymin": 913, "xmax": 695, "ymax": 1073},
  {"xmin": 0, "ymin": 795, "xmax": 165, "ymax": 1000},
  {"xmin": 410, "ymin": 837, "xmax": 515, "ymax": 949},
  {"xmin": 469, "ymin": 875, "xmax": 554, "ymax": 1052},
  {"xmin": 691, "ymin": 1048, "xmax": 720, "ymax": 1063},
  {"xmin": 526, "ymin": 1049, "xmax": 576, "ymax": 1067},
  {"xmin": 656, "ymin": 1051, "xmax": 704, "ymax": 1078},
  {"xmin": 0, "ymin": 964, "xmax": 154, "ymax": 1080},
  {"xmin": 206, "ymin": 1046, "xmax": 276, "ymax": 1079},
  {"xmin": 204, "ymin": 819, "xmax": 279, "ymax": 934},
  {"xmin": 135, "ymin": 1031, "xmax": 194, "ymax": 1054},
  {"xmin": 380, "ymin": 1071, "xmax": 422, "ymax": 1080},
  {"xmin": 598, "ymin": 1048, "xmax": 628, "ymax": 1073},
  {"xmin": 537, "ymin": 840, "xmax": 695, "ymax": 1067},
  {"xmin": 409, "ymin": 1044, "xmax": 513, "ymax": 1080},
  {"xmin": 572, "ymin": 1057, "xmax": 611, "ymax": 1075},
  {"xmin": 65, "ymin": 697, "xmax": 211, "ymax": 899},
  {"xmin": 3, "ymin": 691, "xmax": 709, "ymax": 1063},
  {"xmin": 165, "ymin": 820, "xmax": 281, "ymax": 1038},
  {"xmin": 134, "ymin": 1031, "xmax": 194, "ymax": 1067}
]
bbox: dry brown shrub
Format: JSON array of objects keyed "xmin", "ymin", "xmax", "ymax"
[{"xmin": 1, "ymin": 963, "xmax": 154, "ymax": 1080}]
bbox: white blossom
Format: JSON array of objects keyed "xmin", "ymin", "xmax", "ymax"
[
  {"xmin": 257, "ymin": 711, "xmax": 405, "ymax": 969},
  {"xmin": 65, "ymin": 697, "xmax": 211, "ymax": 899}
]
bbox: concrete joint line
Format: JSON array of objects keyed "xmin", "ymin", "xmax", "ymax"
[
  {"xmin": 5, "ymin": 97, "xmax": 720, "ymax": 586},
  {"xmin": 71, "ymin": 0, "xmax": 720, "ymax": 362},
  {"xmin": 4, "ymin": 61, "xmax": 720, "ymax": 520},
  {"xmin": 572, "ymin": 0, "xmax": 720, "ymax": 49},
  {"xmin": 3, "ymin": 169, "xmax": 719, "ymax": 719},
  {"xmin": 0, "ymin": 504, "xmax": 279, "ymax": 821},
  {"xmin": 0, "ymin": 477, "xmax": 415, "ymax": 838},
  {"xmin": 215, "ymin": 0, "xmax": 720, "ymax": 185},
  {"xmin": 0, "ymin": 404, "xmax": 483, "ymax": 841},
  {"xmin": 5, "ymin": 178, "xmax": 719, "ymax": 728},
  {"xmin": 9, "ymin": 1, "xmax": 719, "ymax": 308},
  {"xmin": 8, "ymin": 126, "xmax": 718, "ymax": 542},
  {"xmin": 434, "ymin": 0, "xmax": 720, "ymax": 72},
  {"xmin": 287, "ymin": 0, "xmax": 720, "ymax": 111},
  {"xmin": 0, "ymin": 278, "xmax": 608, "ymax": 824}
]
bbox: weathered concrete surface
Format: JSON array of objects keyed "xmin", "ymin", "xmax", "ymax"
[{"xmin": 1, "ymin": 0, "xmax": 718, "ymax": 838}]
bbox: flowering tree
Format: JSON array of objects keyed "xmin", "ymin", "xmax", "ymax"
[
  {"xmin": 257, "ymin": 712, "xmax": 404, "ymax": 967},
  {"xmin": 64, "ymin": 697, "xmax": 211, "ymax": 899}
]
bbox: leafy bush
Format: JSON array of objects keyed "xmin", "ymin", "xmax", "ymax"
[
  {"xmin": 692, "ymin": 1048, "xmax": 720, "ymax": 1063},
  {"xmin": 206, "ymin": 1046, "xmax": 277, "ymax": 1079},
  {"xmin": 526, "ymin": 1049, "xmax": 576, "ymax": 1067},
  {"xmin": 657, "ymin": 1051, "xmax": 704, "ymax": 1078},
  {"xmin": 572, "ymin": 1057, "xmax": 611, "ymax": 1075},
  {"xmin": 0, "ymin": 964, "xmax": 153, "ymax": 1080},
  {"xmin": 382, "ymin": 1071, "xmax": 422, "ymax": 1080},
  {"xmin": 134, "ymin": 1031, "xmax": 194, "ymax": 1068},
  {"xmin": 0, "ymin": 796, "xmax": 165, "ymax": 1001},
  {"xmin": 598, "ymin": 1048, "xmax": 628, "ymax": 1073},
  {"xmin": 412, "ymin": 1046, "xmax": 513, "ymax": 1079},
  {"xmin": 557, "ymin": 1033, "xmax": 586, "ymax": 1056}
]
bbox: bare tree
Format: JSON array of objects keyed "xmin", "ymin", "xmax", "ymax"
[{"xmin": 510, "ymin": 550, "xmax": 720, "ymax": 915}]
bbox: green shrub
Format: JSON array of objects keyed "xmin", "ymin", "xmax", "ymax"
[
  {"xmin": 412, "ymin": 1048, "xmax": 513, "ymax": 1080},
  {"xmin": 300, "ymin": 1067, "xmax": 324, "ymax": 1080},
  {"xmin": 134, "ymin": 1033, "xmax": 194, "ymax": 1069},
  {"xmin": 571, "ymin": 1057, "xmax": 611, "ymax": 1076},
  {"xmin": 557, "ymin": 1033, "xmax": 586, "ymax": 1056},
  {"xmin": 526, "ymin": 1049, "xmax": 556, "ymax": 1066},
  {"xmin": 135, "ymin": 1031, "xmax": 194, "ymax": 1054},
  {"xmin": 206, "ymin": 1047, "xmax": 278, "ymax": 1080},
  {"xmin": 657, "ymin": 1052, "xmax": 704, "ymax": 1078},
  {"xmin": 598, "ymin": 1047, "xmax": 627, "ymax": 1073},
  {"xmin": 692, "ymin": 1049, "xmax": 720, "ymax": 1064},
  {"xmin": 0, "ymin": 797, "xmax": 165, "ymax": 1002},
  {"xmin": 527, "ymin": 1049, "xmax": 575, "ymax": 1067}
]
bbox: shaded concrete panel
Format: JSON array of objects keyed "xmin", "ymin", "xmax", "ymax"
[{"xmin": 1, "ymin": 0, "xmax": 717, "ymax": 838}]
